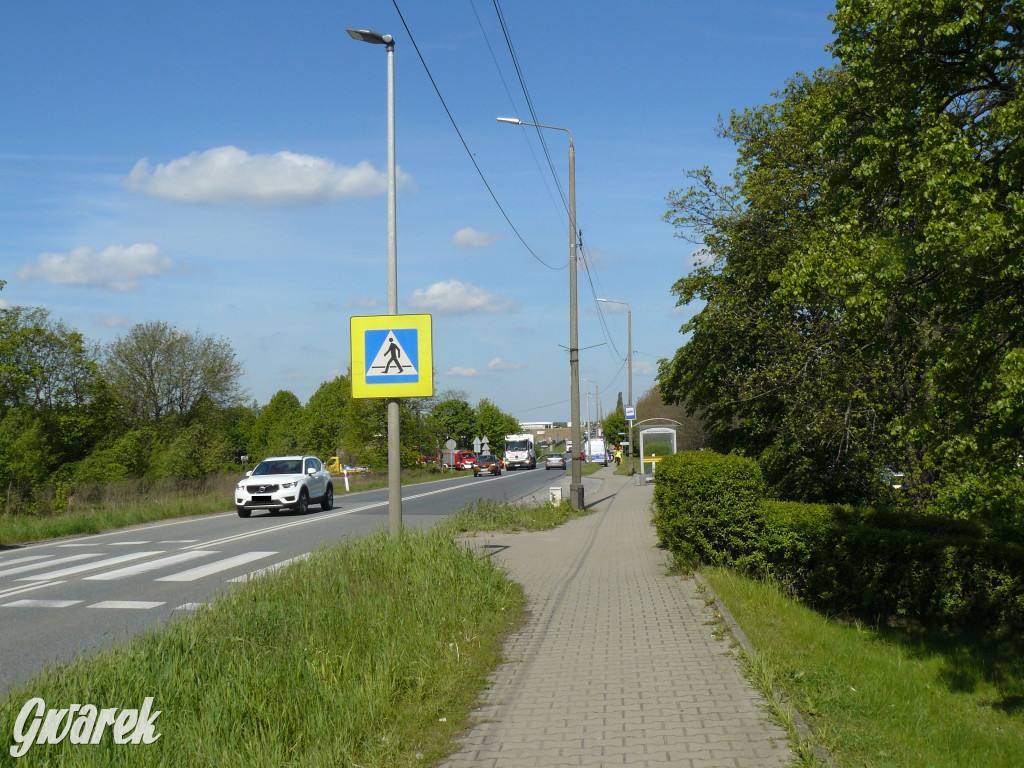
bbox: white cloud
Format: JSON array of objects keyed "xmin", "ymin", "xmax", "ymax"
[
  {"xmin": 17, "ymin": 244, "xmax": 175, "ymax": 291},
  {"xmin": 446, "ymin": 366, "xmax": 482, "ymax": 377},
  {"xmin": 125, "ymin": 146, "xmax": 413, "ymax": 206},
  {"xmin": 0, "ymin": 299, "xmax": 11, "ymax": 310},
  {"xmin": 634, "ymin": 360, "xmax": 658, "ymax": 376},
  {"xmin": 407, "ymin": 279, "xmax": 515, "ymax": 315},
  {"xmin": 452, "ymin": 227, "xmax": 503, "ymax": 249},
  {"xmin": 345, "ymin": 296, "xmax": 382, "ymax": 310},
  {"xmin": 94, "ymin": 315, "xmax": 134, "ymax": 328},
  {"xmin": 488, "ymin": 358, "xmax": 522, "ymax": 371}
]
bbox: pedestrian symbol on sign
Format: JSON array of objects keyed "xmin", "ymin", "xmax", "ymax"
[{"xmin": 365, "ymin": 329, "xmax": 419, "ymax": 383}]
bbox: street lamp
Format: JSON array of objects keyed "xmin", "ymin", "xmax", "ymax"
[
  {"xmin": 349, "ymin": 27, "xmax": 402, "ymax": 534},
  {"xmin": 581, "ymin": 377, "xmax": 599, "ymax": 464},
  {"xmin": 597, "ymin": 298, "xmax": 633, "ymax": 473},
  {"xmin": 497, "ymin": 116, "xmax": 583, "ymax": 509}
]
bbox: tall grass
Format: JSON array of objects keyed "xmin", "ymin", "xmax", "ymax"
[
  {"xmin": 704, "ymin": 566, "xmax": 1024, "ymax": 768},
  {"xmin": 440, "ymin": 497, "xmax": 592, "ymax": 534},
  {"xmin": 0, "ymin": 528, "xmax": 525, "ymax": 767}
]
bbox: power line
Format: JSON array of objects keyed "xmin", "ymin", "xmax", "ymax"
[
  {"xmin": 390, "ymin": 0, "xmax": 562, "ymax": 270},
  {"xmin": 468, "ymin": 0, "xmax": 567, "ymax": 233}
]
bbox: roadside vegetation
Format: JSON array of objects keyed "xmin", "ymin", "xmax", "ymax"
[
  {"xmin": 0, "ymin": 494, "xmax": 588, "ymax": 767},
  {"xmin": 654, "ymin": 449, "xmax": 1024, "ymax": 765},
  {"xmin": 440, "ymin": 496, "xmax": 592, "ymax": 534},
  {"xmin": 705, "ymin": 567, "xmax": 1024, "ymax": 768}
]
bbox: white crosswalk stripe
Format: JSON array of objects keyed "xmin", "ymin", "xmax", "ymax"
[
  {"xmin": 3, "ymin": 599, "xmax": 82, "ymax": 609},
  {"xmin": 156, "ymin": 551, "xmax": 277, "ymax": 582},
  {"xmin": 89, "ymin": 601, "xmax": 164, "ymax": 610},
  {"xmin": 17, "ymin": 552, "xmax": 164, "ymax": 581},
  {"xmin": 0, "ymin": 555, "xmax": 49, "ymax": 568},
  {"xmin": 227, "ymin": 553, "xmax": 311, "ymax": 582},
  {"xmin": 84, "ymin": 551, "xmax": 218, "ymax": 580},
  {"xmin": 0, "ymin": 553, "xmax": 101, "ymax": 578}
]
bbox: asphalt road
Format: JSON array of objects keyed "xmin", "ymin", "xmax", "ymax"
[{"xmin": 0, "ymin": 467, "xmax": 563, "ymax": 697}]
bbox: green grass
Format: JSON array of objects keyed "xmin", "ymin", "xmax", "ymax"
[
  {"xmin": 440, "ymin": 497, "xmax": 593, "ymax": 534},
  {"xmin": 0, "ymin": 528, "xmax": 525, "ymax": 767},
  {"xmin": 703, "ymin": 566, "xmax": 1024, "ymax": 768}
]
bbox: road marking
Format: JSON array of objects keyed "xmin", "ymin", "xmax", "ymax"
[
  {"xmin": 228, "ymin": 553, "xmax": 311, "ymax": 582},
  {"xmin": 90, "ymin": 601, "xmax": 164, "ymax": 610},
  {"xmin": 84, "ymin": 551, "xmax": 218, "ymax": 580},
  {"xmin": 3, "ymin": 599, "xmax": 82, "ymax": 608},
  {"xmin": 175, "ymin": 602, "xmax": 205, "ymax": 611},
  {"xmin": 187, "ymin": 482, "xmax": 481, "ymax": 551},
  {"xmin": 109, "ymin": 541, "xmax": 150, "ymax": 546},
  {"xmin": 0, "ymin": 553, "xmax": 102, "ymax": 578},
  {"xmin": 0, "ymin": 581, "xmax": 67, "ymax": 600},
  {"xmin": 57, "ymin": 543, "xmax": 103, "ymax": 547},
  {"xmin": 158, "ymin": 539, "xmax": 199, "ymax": 544},
  {"xmin": 18, "ymin": 552, "xmax": 164, "ymax": 581},
  {"xmin": 156, "ymin": 551, "xmax": 277, "ymax": 582},
  {"xmin": 0, "ymin": 555, "xmax": 49, "ymax": 568}
]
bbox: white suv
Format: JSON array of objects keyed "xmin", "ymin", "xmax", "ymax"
[{"xmin": 235, "ymin": 455, "xmax": 334, "ymax": 518}]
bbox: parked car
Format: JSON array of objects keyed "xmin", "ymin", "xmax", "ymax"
[
  {"xmin": 474, "ymin": 454, "xmax": 503, "ymax": 477},
  {"xmin": 235, "ymin": 455, "xmax": 333, "ymax": 517},
  {"xmin": 545, "ymin": 452, "xmax": 567, "ymax": 470}
]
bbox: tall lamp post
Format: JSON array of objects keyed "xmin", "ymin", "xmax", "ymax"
[
  {"xmin": 597, "ymin": 298, "xmax": 632, "ymax": 473},
  {"xmin": 497, "ymin": 116, "xmax": 583, "ymax": 509},
  {"xmin": 349, "ymin": 27, "xmax": 402, "ymax": 533}
]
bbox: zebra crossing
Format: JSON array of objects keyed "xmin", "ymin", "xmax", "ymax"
[{"xmin": 0, "ymin": 540, "xmax": 308, "ymax": 612}]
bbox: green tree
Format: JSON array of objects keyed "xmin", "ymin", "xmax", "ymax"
[
  {"xmin": 104, "ymin": 321, "xmax": 244, "ymax": 425},
  {"xmin": 428, "ymin": 395, "xmax": 476, "ymax": 449},
  {"xmin": 660, "ymin": 1, "xmax": 1024, "ymax": 518},
  {"xmin": 301, "ymin": 375, "xmax": 352, "ymax": 459},
  {"xmin": 249, "ymin": 391, "xmax": 303, "ymax": 460},
  {"xmin": 474, "ymin": 398, "xmax": 519, "ymax": 453}
]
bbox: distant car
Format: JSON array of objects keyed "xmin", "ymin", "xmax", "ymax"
[
  {"xmin": 235, "ymin": 455, "xmax": 333, "ymax": 517},
  {"xmin": 545, "ymin": 453, "xmax": 567, "ymax": 470},
  {"xmin": 473, "ymin": 454, "xmax": 502, "ymax": 477},
  {"xmin": 453, "ymin": 451, "xmax": 478, "ymax": 471}
]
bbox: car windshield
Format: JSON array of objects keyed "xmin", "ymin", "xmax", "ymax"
[
  {"xmin": 548, "ymin": 453, "xmax": 563, "ymax": 459},
  {"xmin": 479, "ymin": 455, "xmax": 497, "ymax": 462},
  {"xmin": 506, "ymin": 440, "xmax": 530, "ymax": 451},
  {"xmin": 252, "ymin": 459, "xmax": 302, "ymax": 475}
]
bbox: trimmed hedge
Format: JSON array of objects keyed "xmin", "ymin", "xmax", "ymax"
[
  {"xmin": 652, "ymin": 450, "xmax": 766, "ymax": 571},
  {"xmin": 653, "ymin": 451, "xmax": 1024, "ymax": 630}
]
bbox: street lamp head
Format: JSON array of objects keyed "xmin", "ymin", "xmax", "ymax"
[
  {"xmin": 347, "ymin": 28, "xmax": 393, "ymax": 45},
  {"xmin": 496, "ymin": 116, "xmax": 522, "ymax": 125}
]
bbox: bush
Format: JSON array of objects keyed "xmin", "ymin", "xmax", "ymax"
[
  {"xmin": 652, "ymin": 450, "xmax": 766, "ymax": 570},
  {"xmin": 759, "ymin": 501, "xmax": 1024, "ymax": 628},
  {"xmin": 653, "ymin": 449, "xmax": 1024, "ymax": 631}
]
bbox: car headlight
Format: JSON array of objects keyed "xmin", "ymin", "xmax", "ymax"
[
  {"xmin": 281, "ymin": 481, "xmax": 297, "ymax": 488},
  {"xmin": 236, "ymin": 482, "xmax": 245, "ymax": 490}
]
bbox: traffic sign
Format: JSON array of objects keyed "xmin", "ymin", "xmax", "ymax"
[
  {"xmin": 625, "ymin": 405, "xmax": 636, "ymax": 421},
  {"xmin": 351, "ymin": 314, "xmax": 434, "ymax": 398}
]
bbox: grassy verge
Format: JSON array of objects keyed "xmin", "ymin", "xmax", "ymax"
[
  {"xmin": 0, "ymin": 469, "xmax": 460, "ymax": 547},
  {"xmin": 440, "ymin": 497, "xmax": 593, "ymax": 534},
  {"xmin": 0, "ymin": 527, "xmax": 525, "ymax": 767},
  {"xmin": 703, "ymin": 566, "xmax": 1024, "ymax": 768}
]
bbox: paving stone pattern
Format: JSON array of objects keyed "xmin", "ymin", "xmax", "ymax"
[{"xmin": 443, "ymin": 468, "xmax": 793, "ymax": 768}]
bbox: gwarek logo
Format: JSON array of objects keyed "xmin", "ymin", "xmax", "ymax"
[{"xmin": 10, "ymin": 697, "xmax": 162, "ymax": 757}]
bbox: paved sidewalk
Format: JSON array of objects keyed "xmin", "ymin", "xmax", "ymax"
[{"xmin": 442, "ymin": 467, "xmax": 793, "ymax": 768}]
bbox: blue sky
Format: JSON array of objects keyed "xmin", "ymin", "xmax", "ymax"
[{"xmin": 0, "ymin": 1, "xmax": 836, "ymax": 423}]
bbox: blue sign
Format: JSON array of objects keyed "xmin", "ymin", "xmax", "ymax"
[
  {"xmin": 625, "ymin": 405, "xmax": 636, "ymax": 421},
  {"xmin": 364, "ymin": 328, "xmax": 420, "ymax": 384}
]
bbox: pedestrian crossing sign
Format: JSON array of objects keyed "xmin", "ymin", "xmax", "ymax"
[{"xmin": 350, "ymin": 314, "xmax": 433, "ymax": 398}]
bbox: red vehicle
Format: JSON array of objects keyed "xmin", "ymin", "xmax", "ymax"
[{"xmin": 453, "ymin": 451, "xmax": 477, "ymax": 470}]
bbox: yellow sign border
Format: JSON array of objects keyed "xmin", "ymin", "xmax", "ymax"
[{"xmin": 350, "ymin": 314, "xmax": 434, "ymax": 398}]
